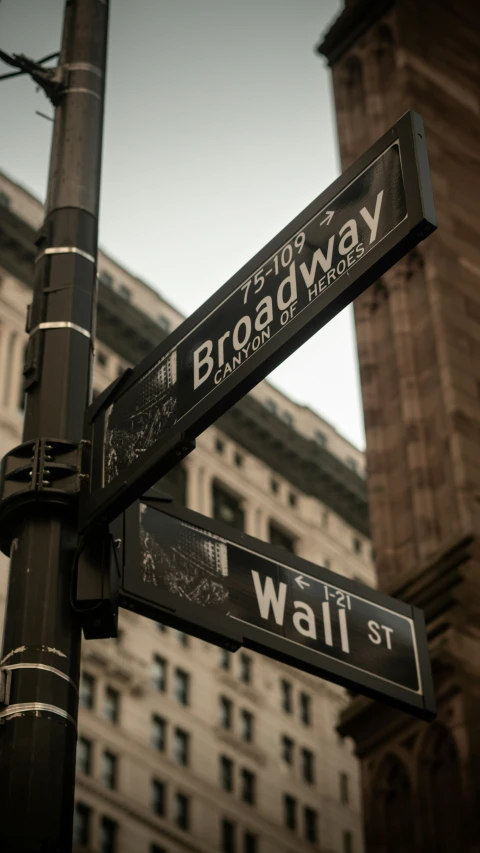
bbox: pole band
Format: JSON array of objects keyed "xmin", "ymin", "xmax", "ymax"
[
  {"xmin": 63, "ymin": 87, "xmax": 102, "ymax": 100},
  {"xmin": 36, "ymin": 246, "xmax": 96, "ymax": 264},
  {"xmin": 29, "ymin": 321, "xmax": 91, "ymax": 340},
  {"xmin": 0, "ymin": 702, "xmax": 77, "ymax": 729},
  {"xmin": 1, "ymin": 663, "xmax": 78, "ymax": 692}
]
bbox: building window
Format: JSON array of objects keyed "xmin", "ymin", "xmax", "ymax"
[
  {"xmin": 288, "ymin": 491, "xmax": 297, "ymax": 508},
  {"xmin": 215, "ymin": 437, "xmax": 225, "ymax": 453},
  {"xmin": 73, "ymin": 802, "xmax": 91, "ymax": 846},
  {"xmin": 244, "ymin": 831, "xmax": 258, "ymax": 853},
  {"xmin": 304, "ymin": 807, "xmax": 318, "ymax": 844},
  {"xmin": 221, "ymin": 819, "xmax": 236, "ymax": 853},
  {"xmin": 240, "ymin": 709, "xmax": 253, "ymax": 742},
  {"xmin": 161, "ymin": 462, "xmax": 187, "ymax": 505},
  {"xmin": 152, "ymin": 655, "xmax": 167, "ymax": 691},
  {"xmin": 100, "ymin": 816, "xmax": 117, "ymax": 853},
  {"xmin": 282, "ymin": 411, "xmax": 294, "ymax": 428},
  {"xmin": 118, "ymin": 283, "xmax": 131, "ymax": 301},
  {"xmin": 152, "ymin": 715, "xmax": 167, "ymax": 751},
  {"xmin": 324, "ymin": 557, "xmax": 331, "ymax": 570},
  {"xmin": 343, "ymin": 831, "xmax": 354, "ymax": 853},
  {"xmin": 265, "ymin": 398, "xmax": 276, "ymax": 414},
  {"xmin": 280, "ymin": 679, "xmax": 293, "ymax": 714},
  {"xmin": 157, "ymin": 314, "xmax": 171, "ymax": 333},
  {"xmin": 269, "ymin": 522, "xmax": 295, "ymax": 554},
  {"xmin": 239, "ymin": 653, "xmax": 252, "ymax": 684},
  {"xmin": 315, "ymin": 430, "xmax": 327, "ymax": 447},
  {"xmin": 97, "ymin": 350, "xmax": 108, "ymax": 367},
  {"xmin": 76, "ymin": 737, "xmax": 92, "ymax": 775},
  {"xmin": 79, "ymin": 672, "xmax": 95, "ymax": 709},
  {"xmin": 174, "ymin": 668, "xmax": 189, "ymax": 705},
  {"xmin": 270, "ymin": 478, "xmax": 279, "ymax": 494},
  {"xmin": 101, "ymin": 751, "xmax": 117, "ymax": 789},
  {"xmin": 219, "ymin": 696, "xmax": 232, "ymax": 730},
  {"xmin": 220, "ymin": 648, "xmax": 230, "ymax": 670},
  {"xmin": 340, "ymin": 771, "xmax": 350, "ymax": 804},
  {"xmin": 0, "ymin": 190, "xmax": 11, "ymax": 208},
  {"xmin": 151, "ymin": 779, "xmax": 165, "ymax": 816},
  {"xmin": 173, "ymin": 728, "xmax": 190, "ymax": 765},
  {"xmin": 99, "ymin": 270, "xmax": 113, "ymax": 288},
  {"xmin": 284, "ymin": 794, "xmax": 297, "ymax": 831},
  {"xmin": 234, "ymin": 451, "xmax": 243, "ymax": 467},
  {"xmin": 299, "ymin": 692, "xmax": 312, "ymax": 726},
  {"xmin": 175, "ymin": 630, "xmax": 189, "ymax": 647},
  {"xmin": 241, "ymin": 769, "xmax": 256, "ymax": 805},
  {"xmin": 346, "ymin": 456, "xmax": 358, "ymax": 472},
  {"xmin": 156, "ymin": 621, "xmax": 167, "ymax": 632},
  {"xmin": 301, "ymin": 748, "xmax": 315, "ymax": 784},
  {"xmin": 281, "ymin": 735, "xmax": 294, "ymax": 765},
  {"xmin": 174, "ymin": 793, "xmax": 189, "ymax": 830},
  {"xmin": 213, "ymin": 483, "xmax": 245, "ymax": 531},
  {"xmin": 353, "ymin": 537, "xmax": 362, "ymax": 554},
  {"xmin": 103, "ymin": 686, "xmax": 119, "ymax": 723},
  {"xmin": 220, "ymin": 755, "xmax": 234, "ymax": 792}
]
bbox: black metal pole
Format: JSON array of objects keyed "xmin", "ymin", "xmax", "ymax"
[{"xmin": 0, "ymin": 2, "xmax": 109, "ymax": 851}]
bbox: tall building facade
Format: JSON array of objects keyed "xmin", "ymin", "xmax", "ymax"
[
  {"xmin": 319, "ymin": 2, "xmax": 480, "ymax": 851},
  {"xmin": 0, "ymin": 171, "xmax": 374, "ymax": 853}
]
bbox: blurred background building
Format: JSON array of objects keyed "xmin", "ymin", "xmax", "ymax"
[
  {"xmin": 318, "ymin": 0, "xmax": 480, "ymax": 850},
  {"xmin": 0, "ymin": 169, "xmax": 375, "ymax": 853}
]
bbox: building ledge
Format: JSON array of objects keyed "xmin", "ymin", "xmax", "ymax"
[
  {"xmin": 82, "ymin": 638, "xmax": 148, "ymax": 695},
  {"xmin": 218, "ymin": 396, "xmax": 369, "ymax": 536}
]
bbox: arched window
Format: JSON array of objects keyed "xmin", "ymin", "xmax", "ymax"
[
  {"xmin": 419, "ymin": 725, "xmax": 468, "ymax": 853},
  {"xmin": 374, "ymin": 25, "xmax": 397, "ymax": 124},
  {"xmin": 384, "ymin": 757, "xmax": 415, "ymax": 853},
  {"xmin": 375, "ymin": 25, "xmax": 395, "ymax": 84},
  {"xmin": 345, "ymin": 55, "xmax": 366, "ymax": 122},
  {"xmin": 370, "ymin": 755, "xmax": 416, "ymax": 853}
]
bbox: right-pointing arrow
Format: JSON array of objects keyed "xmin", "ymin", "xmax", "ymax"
[{"xmin": 320, "ymin": 209, "xmax": 335, "ymax": 226}]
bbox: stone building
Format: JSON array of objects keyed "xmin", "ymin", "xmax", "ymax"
[
  {"xmin": 318, "ymin": 1, "xmax": 480, "ymax": 851},
  {"xmin": 0, "ymin": 169, "xmax": 374, "ymax": 853}
]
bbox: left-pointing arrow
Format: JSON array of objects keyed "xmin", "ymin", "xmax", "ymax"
[{"xmin": 295, "ymin": 575, "xmax": 310, "ymax": 590}]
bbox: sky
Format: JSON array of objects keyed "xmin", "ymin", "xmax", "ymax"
[{"xmin": 0, "ymin": 0, "xmax": 366, "ymax": 450}]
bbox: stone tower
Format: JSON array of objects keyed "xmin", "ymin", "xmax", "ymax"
[{"xmin": 318, "ymin": 2, "xmax": 480, "ymax": 851}]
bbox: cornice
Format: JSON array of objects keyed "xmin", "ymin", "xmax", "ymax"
[
  {"xmin": 217, "ymin": 396, "xmax": 369, "ymax": 536},
  {"xmin": 317, "ymin": 0, "xmax": 395, "ymax": 66}
]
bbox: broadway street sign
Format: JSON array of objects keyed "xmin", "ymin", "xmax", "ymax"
[
  {"xmin": 81, "ymin": 110, "xmax": 436, "ymax": 528},
  {"xmin": 117, "ymin": 498, "xmax": 436, "ymax": 720}
]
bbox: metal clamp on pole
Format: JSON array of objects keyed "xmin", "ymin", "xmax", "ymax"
[
  {"xmin": 0, "ymin": 660, "xmax": 78, "ymax": 731},
  {"xmin": 0, "ymin": 437, "xmax": 90, "ymax": 555}
]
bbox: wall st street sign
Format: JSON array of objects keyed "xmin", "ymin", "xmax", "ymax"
[
  {"xmin": 81, "ymin": 110, "xmax": 436, "ymax": 528},
  {"xmin": 116, "ymin": 498, "xmax": 435, "ymax": 720}
]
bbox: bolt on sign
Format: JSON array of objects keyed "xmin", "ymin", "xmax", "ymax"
[
  {"xmin": 116, "ymin": 499, "xmax": 435, "ymax": 721},
  {"xmin": 81, "ymin": 110, "xmax": 436, "ymax": 528}
]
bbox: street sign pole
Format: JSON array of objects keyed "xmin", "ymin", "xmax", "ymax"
[
  {"xmin": 113, "ymin": 497, "xmax": 435, "ymax": 721},
  {"xmin": 0, "ymin": 2, "xmax": 109, "ymax": 851}
]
